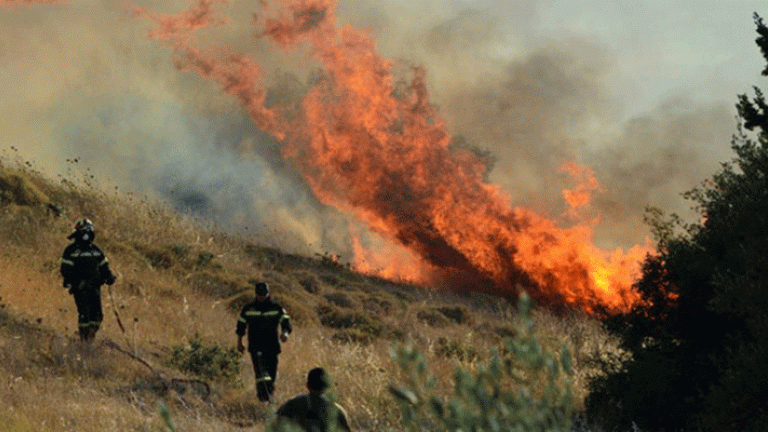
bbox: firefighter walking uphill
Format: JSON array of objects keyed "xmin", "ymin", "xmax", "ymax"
[
  {"xmin": 60, "ymin": 217, "xmax": 116, "ymax": 342},
  {"xmin": 236, "ymin": 281, "xmax": 292, "ymax": 402}
]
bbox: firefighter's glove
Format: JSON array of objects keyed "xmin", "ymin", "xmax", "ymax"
[
  {"xmin": 104, "ymin": 274, "xmax": 116, "ymax": 286},
  {"xmin": 280, "ymin": 332, "xmax": 289, "ymax": 343}
]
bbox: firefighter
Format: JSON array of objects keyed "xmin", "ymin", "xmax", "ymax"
[
  {"xmin": 273, "ymin": 367, "xmax": 352, "ymax": 432},
  {"xmin": 236, "ymin": 281, "xmax": 292, "ymax": 402},
  {"xmin": 60, "ymin": 217, "xmax": 116, "ymax": 342}
]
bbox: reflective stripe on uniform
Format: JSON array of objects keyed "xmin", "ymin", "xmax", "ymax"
[
  {"xmin": 61, "ymin": 259, "xmax": 75, "ymax": 266},
  {"xmin": 256, "ymin": 375, "xmax": 273, "ymax": 383},
  {"xmin": 99, "ymin": 258, "xmax": 109, "ymax": 266},
  {"xmin": 280, "ymin": 314, "xmax": 290, "ymax": 322},
  {"xmin": 238, "ymin": 317, "xmax": 247, "ymax": 323},
  {"xmin": 70, "ymin": 251, "xmax": 102, "ymax": 258},
  {"xmin": 245, "ymin": 310, "xmax": 281, "ymax": 317},
  {"xmin": 78, "ymin": 321, "xmax": 101, "ymax": 328}
]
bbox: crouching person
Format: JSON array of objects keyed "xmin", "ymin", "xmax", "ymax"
[{"xmin": 272, "ymin": 367, "xmax": 352, "ymax": 432}]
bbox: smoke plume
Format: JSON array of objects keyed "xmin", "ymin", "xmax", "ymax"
[{"xmin": 0, "ymin": 0, "xmax": 739, "ymax": 310}]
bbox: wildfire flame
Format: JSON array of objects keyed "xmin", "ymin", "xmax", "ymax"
[{"xmin": 135, "ymin": 0, "xmax": 654, "ymax": 315}]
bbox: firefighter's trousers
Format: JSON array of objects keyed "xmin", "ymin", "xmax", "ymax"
[
  {"xmin": 250, "ymin": 350, "xmax": 279, "ymax": 401},
  {"xmin": 72, "ymin": 282, "xmax": 103, "ymax": 342}
]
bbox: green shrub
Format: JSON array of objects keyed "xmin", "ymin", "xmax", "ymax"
[
  {"xmin": 168, "ymin": 242, "xmax": 191, "ymax": 258},
  {"xmin": 433, "ymin": 337, "xmax": 480, "ymax": 363},
  {"xmin": 324, "ymin": 292, "xmax": 354, "ymax": 308},
  {"xmin": 196, "ymin": 251, "xmax": 215, "ymax": 267},
  {"xmin": 133, "ymin": 243, "xmax": 175, "ymax": 270},
  {"xmin": 298, "ymin": 276, "xmax": 319, "ymax": 293},
  {"xmin": 436, "ymin": 306, "xmax": 474, "ymax": 325},
  {"xmin": 362, "ymin": 295, "xmax": 394, "ymax": 316},
  {"xmin": 390, "ymin": 293, "xmax": 575, "ymax": 432},
  {"xmin": 317, "ymin": 305, "xmax": 382, "ymax": 337},
  {"xmin": 416, "ymin": 308, "xmax": 450, "ymax": 327},
  {"xmin": 165, "ymin": 333, "xmax": 242, "ymax": 384}
]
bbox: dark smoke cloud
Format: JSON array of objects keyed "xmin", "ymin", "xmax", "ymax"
[{"xmin": 0, "ymin": 0, "xmax": 741, "ymax": 258}]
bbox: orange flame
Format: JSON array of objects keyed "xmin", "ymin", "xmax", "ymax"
[
  {"xmin": 559, "ymin": 161, "xmax": 603, "ymax": 220},
  {"xmin": 137, "ymin": 0, "xmax": 654, "ymax": 315}
]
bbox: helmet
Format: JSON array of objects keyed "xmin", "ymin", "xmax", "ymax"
[
  {"xmin": 74, "ymin": 218, "xmax": 94, "ymax": 232},
  {"xmin": 254, "ymin": 281, "xmax": 270, "ymax": 296},
  {"xmin": 68, "ymin": 217, "xmax": 95, "ymax": 241}
]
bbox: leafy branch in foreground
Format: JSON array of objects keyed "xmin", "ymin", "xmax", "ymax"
[{"xmin": 389, "ymin": 293, "xmax": 575, "ymax": 432}]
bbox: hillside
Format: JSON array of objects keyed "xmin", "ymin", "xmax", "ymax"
[{"xmin": 0, "ymin": 153, "xmax": 620, "ymax": 431}]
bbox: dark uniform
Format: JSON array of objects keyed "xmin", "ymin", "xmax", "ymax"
[
  {"xmin": 275, "ymin": 367, "xmax": 352, "ymax": 432},
  {"xmin": 236, "ymin": 282, "xmax": 292, "ymax": 401},
  {"xmin": 276, "ymin": 393, "xmax": 352, "ymax": 432},
  {"xmin": 60, "ymin": 218, "xmax": 116, "ymax": 342}
]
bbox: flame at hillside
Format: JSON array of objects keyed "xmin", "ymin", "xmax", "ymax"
[{"xmin": 135, "ymin": 0, "xmax": 652, "ymax": 315}]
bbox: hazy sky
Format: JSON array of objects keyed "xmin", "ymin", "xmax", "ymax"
[
  {"xmin": 536, "ymin": 0, "xmax": 766, "ymax": 116},
  {"xmin": 341, "ymin": 0, "xmax": 766, "ymax": 117},
  {"xmin": 2, "ymin": 0, "xmax": 767, "ymax": 254}
]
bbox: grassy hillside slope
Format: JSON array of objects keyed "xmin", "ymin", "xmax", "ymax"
[{"xmin": 0, "ymin": 153, "xmax": 621, "ymax": 431}]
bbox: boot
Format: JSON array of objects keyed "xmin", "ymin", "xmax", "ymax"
[
  {"xmin": 86, "ymin": 325, "xmax": 99, "ymax": 342},
  {"xmin": 78, "ymin": 326, "xmax": 89, "ymax": 342}
]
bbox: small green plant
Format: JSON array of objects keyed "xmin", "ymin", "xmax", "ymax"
[
  {"xmin": 168, "ymin": 243, "xmax": 191, "ymax": 258},
  {"xmin": 158, "ymin": 400, "xmax": 177, "ymax": 432},
  {"xmin": 416, "ymin": 308, "xmax": 450, "ymax": 327},
  {"xmin": 196, "ymin": 251, "xmax": 215, "ymax": 267},
  {"xmin": 165, "ymin": 333, "xmax": 242, "ymax": 384},
  {"xmin": 436, "ymin": 306, "xmax": 474, "ymax": 325},
  {"xmin": 317, "ymin": 305, "xmax": 382, "ymax": 337},
  {"xmin": 390, "ymin": 293, "xmax": 575, "ymax": 432},
  {"xmin": 433, "ymin": 337, "xmax": 480, "ymax": 362}
]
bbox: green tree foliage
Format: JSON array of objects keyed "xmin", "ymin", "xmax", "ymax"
[
  {"xmin": 586, "ymin": 13, "xmax": 768, "ymax": 432},
  {"xmin": 390, "ymin": 293, "xmax": 575, "ymax": 432}
]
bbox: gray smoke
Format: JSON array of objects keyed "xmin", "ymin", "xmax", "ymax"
[{"xmin": 0, "ymin": 0, "xmax": 748, "ymax": 258}]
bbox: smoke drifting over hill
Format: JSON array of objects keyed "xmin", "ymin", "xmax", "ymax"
[{"xmin": 0, "ymin": 0, "xmax": 737, "ymax": 310}]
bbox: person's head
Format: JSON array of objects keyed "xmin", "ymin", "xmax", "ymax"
[
  {"xmin": 254, "ymin": 281, "xmax": 270, "ymax": 302},
  {"xmin": 68, "ymin": 217, "xmax": 95, "ymax": 243},
  {"xmin": 306, "ymin": 367, "xmax": 330, "ymax": 393}
]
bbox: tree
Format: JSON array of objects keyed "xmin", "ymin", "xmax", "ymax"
[{"xmin": 586, "ymin": 13, "xmax": 768, "ymax": 432}]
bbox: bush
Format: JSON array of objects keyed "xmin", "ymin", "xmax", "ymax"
[
  {"xmin": 416, "ymin": 309, "xmax": 450, "ymax": 327},
  {"xmin": 433, "ymin": 337, "xmax": 480, "ymax": 362},
  {"xmin": 165, "ymin": 333, "xmax": 242, "ymax": 384},
  {"xmin": 390, "ymin": 293, "xmax": 575, "ymax": 432},
  {"xmin": 317, "ymin": 305, "xmax": 382, "ymax": 337},
  {"xmin": 324, "ymin": 292, "xmax": 354, "ymax": 308},
  {"xmin": 436, "ymin": 306, "xmax": 474, "ymax": 325}
]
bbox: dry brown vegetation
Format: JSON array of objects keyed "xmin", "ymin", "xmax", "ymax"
[{"xmin": 0, "ymin": 151, "xmax": 622, "ymax": 431}]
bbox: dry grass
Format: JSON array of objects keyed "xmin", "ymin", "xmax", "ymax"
[{"xmin": 0, "ymin": 154, "xmax": 625, "ymax": 431}]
